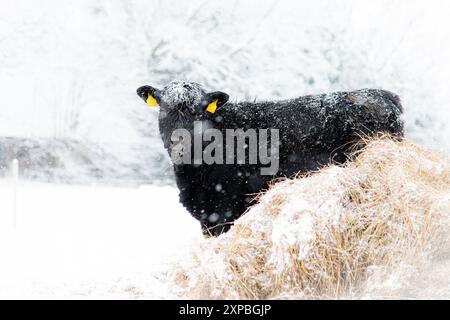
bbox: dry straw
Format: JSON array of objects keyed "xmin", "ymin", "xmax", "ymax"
[{"xmin": 169, "ymin": 137, "xmax": 450, "ymax": 299}]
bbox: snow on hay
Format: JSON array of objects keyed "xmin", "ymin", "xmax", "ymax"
[{"xmin": 167, "ymin": 137, "xmax": 450, "ymax": 299}]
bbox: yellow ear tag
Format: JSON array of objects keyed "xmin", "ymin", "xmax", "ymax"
[
  {"xmin": 146, "ymin": 95, "xmax": 158, "ymax": 108},
  {"xmin": 206, "ymin": 99, "xmax": 218, "ymax": 113}
]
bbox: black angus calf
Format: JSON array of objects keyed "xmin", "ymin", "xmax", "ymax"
[{"xmin": 137, "ymin": 81, "xmax": 404, "ymax": 236}]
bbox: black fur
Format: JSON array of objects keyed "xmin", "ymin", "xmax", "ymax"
[{"xmin": 137, "ymin": 81, "xmax": 404, "ymax": 236}]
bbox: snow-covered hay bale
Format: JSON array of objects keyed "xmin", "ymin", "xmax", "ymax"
[{"xmin": 169, "ymin": 138, "xmax": 450, "ymax": 299}]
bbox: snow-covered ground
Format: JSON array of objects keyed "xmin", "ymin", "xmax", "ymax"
[
  {"xmin": 0, "ymin": 180, "xmax": 202, "ymax": 299},
  {"xmin": 1, "ymin": 0, "xmax": 449, "ymax": 299}
]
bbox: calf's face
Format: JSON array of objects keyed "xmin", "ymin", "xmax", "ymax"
[
  {"xmin": 137, "ymin": 81, "xmax": 229, "ymax": 152},
  {"xmin": 136, "ymin": 81, "xmax": 228, "ymax": 154}
]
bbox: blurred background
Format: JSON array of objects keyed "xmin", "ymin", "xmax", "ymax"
[
  {"xmin": 1, "ymin": 0, "xmax": 449, "ymax": 186},
  {"xmin": 0, "ymin": 0, "xmax": 450, "ymax": 299}
]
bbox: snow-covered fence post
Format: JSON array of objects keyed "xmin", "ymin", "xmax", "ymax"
[{"xmin": 12, "ymin": 159, "xmax": 19, "ymax": 227}]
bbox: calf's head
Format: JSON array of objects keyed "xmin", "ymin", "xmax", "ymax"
[{"xmin": 137, "ymin": 80, "xmax": 229, "ymax": 155}]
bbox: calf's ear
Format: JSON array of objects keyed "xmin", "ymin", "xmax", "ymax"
[
  {"xmin": 203, "ymin": 91, "xmax": 229, "ymax": 114},
  {"xmin": 136, "ymin": 85, "xmax": 161, "ymax": 108}
]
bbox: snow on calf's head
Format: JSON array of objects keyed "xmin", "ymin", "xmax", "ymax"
[{"xmin": 161, "ymin": 81, "xmax": 204, "ymax": 113}]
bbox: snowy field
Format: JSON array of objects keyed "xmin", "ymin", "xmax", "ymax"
[
  {"xmin": 1, "ymin": 150, "xmax": 449, "ymax": 300},
  {"xmin": 0, "ymin": 181, "xmax": 201, "ymax": 299},
  {"xmin": 1, "ymin": 0, "xmax": 450, "ymax": 299}
]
